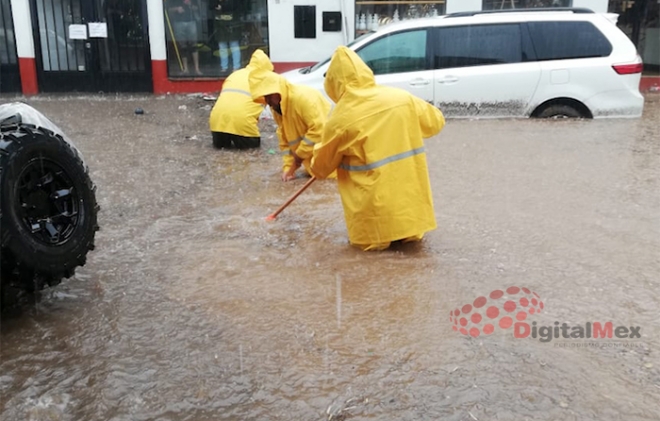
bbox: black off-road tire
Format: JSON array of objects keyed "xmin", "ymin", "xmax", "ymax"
[{"xmin": 0, "ymin": 123, "xmax": 99, "ymax": 292}]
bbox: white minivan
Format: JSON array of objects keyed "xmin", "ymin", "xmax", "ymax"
[{"xmin": 280, "ymin": 8, "xmax": 645, "ymax": 119}]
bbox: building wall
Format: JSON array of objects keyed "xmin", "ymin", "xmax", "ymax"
[
  {"xmin": 10, "ymin": 0, "xmax": 38, "ymax": 94},
  {"xmin": 572, "ymin": 0, "xmax": 607, "ymax": 12},
  {"xmin": 10, "ymin": 0, "xmax": 658, "ymax": 95},
  {"xmin": 446, "ymin": 0, "xmax": 482, "ymax": 14},
  {"xmin": 267, "ymin": 0, "xmax": 354, "ymax": 63}
]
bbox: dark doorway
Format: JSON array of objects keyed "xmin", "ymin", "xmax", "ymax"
[
  {"xmin": 31, "ymin": 0, "xmax": 152, "ymax": 92},
  {"xmin": 0, "ymin": 0, "xmax": 21, "ymax": 93},
  {"xmin": 609, "ymin": 0, "xmax": 659, "ymax": 74}
]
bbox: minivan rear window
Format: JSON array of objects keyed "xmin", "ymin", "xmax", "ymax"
[
  {"xmin": 526, "ymin": 21, "xmax": 612, "ymax": 61},
  {"xmin": 433, "ymin": 24, "xmax": 523, "ymax": 69}
]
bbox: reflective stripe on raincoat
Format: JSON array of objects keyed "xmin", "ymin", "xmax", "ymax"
[
  {"xmin": 209, "ymin": 49, "xmax": 273, "ymax": 137},
  {"xmin": 249, "ymin": 68, "xmax": 335, "ymax": 177},
  {"xmin": 310, "ymin": 46, "xmax": 446, "ymax": 246}
]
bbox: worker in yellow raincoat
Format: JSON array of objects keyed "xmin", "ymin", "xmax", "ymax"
[
  {"xmin": 209, "ymin": 49, "xmax": 273, "ymax": 149},
  {"xmin": 249, "ymin": 66, "xmax": 336, "ymax": 181},
  {"xmin": 310, "ymin": 46, "xmax": 446, "ymax": 251}
]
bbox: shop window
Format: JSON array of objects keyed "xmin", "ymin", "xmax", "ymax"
[
  {"xmin": 482, "ymin": 0, "xmax": 572, "ymax": 9},
  {"xmin": 356, "ymin": 29, "xmax": 428, "ymax": 74},
  {"xmin": 163, "ymin": 0, "xmax": 269, "ymax": 78},
  {"xmin": 355, "ymin": 1, "xmax": 446, "ymax": 38},
  {"xmin": 0, "ymin": 0, "xmax": 18, "ymax": 66},
  {"xmin": 608, "ymin": 0, "xmax": 659, "ymax": 74}
]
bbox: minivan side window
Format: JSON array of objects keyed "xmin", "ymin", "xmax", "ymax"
[
  {"xmin": 432, "ymin": 24, "xmax": 523, "ymax": 69},
  {"xmin": 526, "ymin": 21, "xmax": 613, "ymax": 60},
  {"xmin": 356, "ymin": 30, "xmax": 428, "ymax": 75}
]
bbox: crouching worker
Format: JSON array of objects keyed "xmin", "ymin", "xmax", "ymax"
[
  {"xmin": 310, "ymin": 46, "xmax": 446, "ymax": 251},
  {"xmin": 249, "ymin": 66, "xmax": 336, "ymax": 182},
  {"xmin": 209, "ymin": 49, "xmax": 273, "ymax": 149}
]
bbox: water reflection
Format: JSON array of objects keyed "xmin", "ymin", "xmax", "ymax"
[{"xmin": 1, "ymin": 94, "xmax": 659, "ymax": 420}]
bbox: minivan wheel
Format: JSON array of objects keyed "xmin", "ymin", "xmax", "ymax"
[
  {"xmin": 536, "ymin": 104, "xmax": 584, "ymax": 119},
  {"xmin": 0, "ymin": 124, "xmax": 99, "ymax": 291}
]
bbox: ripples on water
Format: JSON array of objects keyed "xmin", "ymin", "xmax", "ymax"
[{"xmin": 1, "ymin": 94, "xmax": 658, "ymax": 421}]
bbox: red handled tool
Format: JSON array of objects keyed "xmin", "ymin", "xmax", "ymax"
[{"xmin": 265, "ymin": 177, "xmax": 316, "ymax": 221}]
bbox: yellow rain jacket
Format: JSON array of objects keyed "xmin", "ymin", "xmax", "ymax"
[
  {"xmin": 249, "ymin": 69, "xmax": 335, "ymax": 178},
  {"xmin": 310, "ymin": 46, "xmax": 446, "ymax": 249},
  {"xmin": 209, "ymin": 49, "xmax": 273, "ymax": 137}
]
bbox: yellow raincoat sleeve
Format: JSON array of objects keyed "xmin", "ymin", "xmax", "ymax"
[
  {"xmin": 271, "ymin": 112, "xmax": 294, "ymax": 172},
  {"xmin": 277, "ymin": 125, "xmax": 295, "ymax": 172},
  {"xmin": 412, "ymin": 96, "xmax": 446, "ymax": 138},
  {"xmin": 310, "ymin": 120, "xmax": 345, "ymax": 179},
  {"xmin": 292, "ymin": 99, "xmax": 327, "ymax": 161}
]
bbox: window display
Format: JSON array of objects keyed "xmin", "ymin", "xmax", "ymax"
[
  {"xmin": 355, "ymin": 1, "xmax": 446, "ymax": 37},
  {"xmin": 163, "ymin": 0, "xmax": 268, "ymax": 78},
  {"xmin": 608, "ymin": 0, "xmax": 660, "ymax": 74},
  {"xmin": 482, "ymin": 0, "xmax": 572, "ymax": 9}
]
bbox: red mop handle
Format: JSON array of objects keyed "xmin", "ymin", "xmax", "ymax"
[{"xmin": 265, "ymin": 177, "xmax": 316, "ymax": 221}]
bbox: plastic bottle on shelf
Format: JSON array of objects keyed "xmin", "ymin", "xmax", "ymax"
[
  {"xmin": 372, "ymin": 13, "xmax": 379, "ymax": 30},
  {"xmin": 358, "ymin": 14, "xmax": 367, "ymax": 31}
]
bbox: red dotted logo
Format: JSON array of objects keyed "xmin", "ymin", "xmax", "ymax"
[{"xmin": 450, "ymin": 287, "xmax": 544, "ymax": 337}]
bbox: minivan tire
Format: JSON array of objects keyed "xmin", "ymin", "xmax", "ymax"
[
  {"xmin": 537, "ymin": 104, "xmax": 584, "ymax": 119},
  {"xmin": 0, "ymin": 123, "xmax": 99, "ymax": 291}
]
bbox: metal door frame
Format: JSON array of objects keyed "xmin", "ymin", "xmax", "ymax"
[
  {"xmin": 30, "ymin": 0, "xmax": 152, "ymax": 93},
  {"xmin": 0, "ymin": 0, "xmax": 21, "ymax": 93}
]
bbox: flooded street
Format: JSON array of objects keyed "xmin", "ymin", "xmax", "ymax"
[{"xmin": 1, "ymin": 94, "xmax": 659, "ymax": 421}]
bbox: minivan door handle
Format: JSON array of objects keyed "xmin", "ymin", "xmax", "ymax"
[
  {"xmin": 438, "ymin": 76, "xmax": 459, "ymax": 84},
  {"xmin": 409, "ymin": 78, "xmax": 430, "ymax": 87}
]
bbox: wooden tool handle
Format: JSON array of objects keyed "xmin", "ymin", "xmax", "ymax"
[{"xmin": 266, "ymin": 177, "xmax": 316, "ymax": 220}]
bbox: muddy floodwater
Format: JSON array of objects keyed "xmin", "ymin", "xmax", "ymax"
[{"xmin": 1, "ymin": 94, "xmax": 659, "ymax": 421}]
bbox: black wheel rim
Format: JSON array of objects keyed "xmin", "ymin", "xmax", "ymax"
[{"xmin": 14, "ymin": 156, "xmax": 81, "ymax": 246}]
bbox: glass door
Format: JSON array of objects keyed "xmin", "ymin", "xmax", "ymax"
[
  {"xmin": 0, "ymin": 0, "xmax": 21, "ymax": 93},
  {"xmin": 31, "ymin": 0, "xmax": 151, "ymax": 92}
]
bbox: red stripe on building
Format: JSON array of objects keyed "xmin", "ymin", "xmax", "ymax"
[
  {"xmin": 142, "ymin": 60, "xmax": 660, "ymax": 95},
  {"xmin": 18, "ymin": 57, "xmax": 38, "ymax": 95},
  {"xmin": 151, "ymin": 60, "xmax": 316, "ymax": 94},
  {"xmin": 152, "ymin": 60, "xmax": 225, "ymax": 94},
  {"xmin": 640, "ymin": 76, "xmax": 660, "ymax": 93}
]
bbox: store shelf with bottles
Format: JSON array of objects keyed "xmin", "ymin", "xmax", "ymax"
[{"xmin": 355, "ymin": 1, "xmax": 446, "ymax": 35}]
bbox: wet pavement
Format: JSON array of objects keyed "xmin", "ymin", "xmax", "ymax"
[{"xmin": 0, "ymin": 93, "xmax": 659, "ymax": 421}]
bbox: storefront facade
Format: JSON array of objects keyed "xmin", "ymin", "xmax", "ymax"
[
  {"xmin": 4, "ymin": 0, "xmax": 658, "ymax": 95},
  {"xmin": 1, "ymin": 0, "xmax": 21, "ymax": 92}
]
